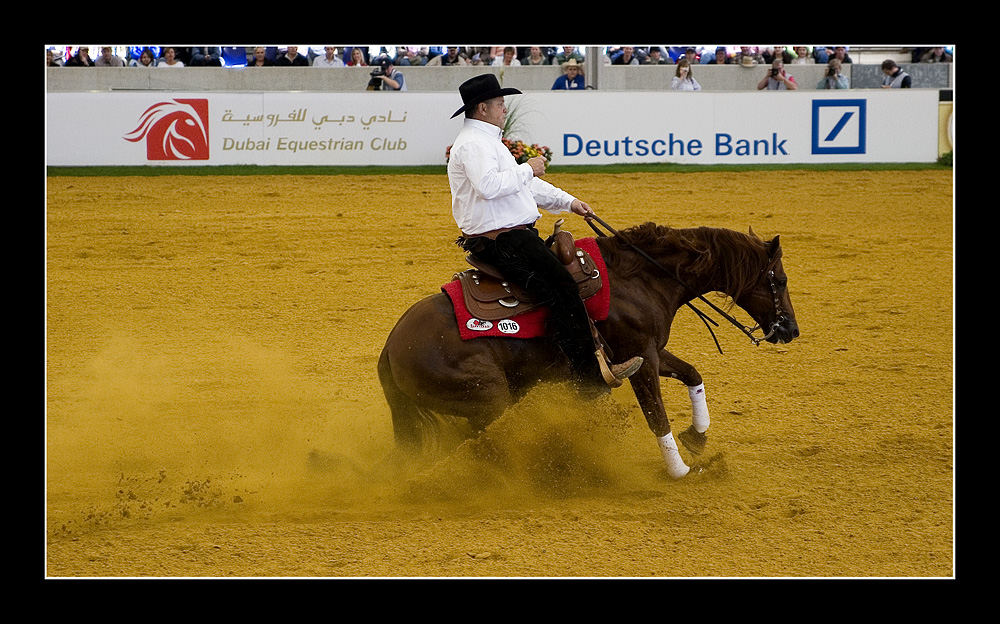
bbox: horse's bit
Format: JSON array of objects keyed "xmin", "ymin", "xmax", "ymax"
[
  {"xmin": 744, "ymin": 251, "xmax": 788, "ymax": 346},
  {"xmin": 586, "ymin": 215, "xmax": 786, "ymax": 353}
]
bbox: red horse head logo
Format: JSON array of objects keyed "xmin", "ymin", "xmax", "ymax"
[{"xmin": 123, "ymin": 98, "xmax": 210, "ymax": 160}]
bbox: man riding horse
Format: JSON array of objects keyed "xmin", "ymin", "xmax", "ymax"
[{"xmin": 447, "ymin": 74, "xmax": 643, "ymax": 397}]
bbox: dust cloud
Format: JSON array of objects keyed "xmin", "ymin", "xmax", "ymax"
[{"xmin": 47, "ymin": 327, "xmax": 687, "ymax": 537}]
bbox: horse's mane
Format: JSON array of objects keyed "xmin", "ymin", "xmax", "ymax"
[{"xmin": 599, "ymin": 222, "xmax": 769, "ymax": 299}]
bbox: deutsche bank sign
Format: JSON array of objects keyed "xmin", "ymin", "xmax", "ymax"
[
  {"xmin": 48, "ymin": 90, "xmax": 939, "ymax": 166},
  {"xmin": 811, "ymin": 99, "xmax": 866, "ymax": 155}
]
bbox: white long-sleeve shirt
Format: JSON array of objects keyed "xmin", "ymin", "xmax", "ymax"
[{"xmin": 448, "ymin": 118, "xmax": 575, "ymax": 235}]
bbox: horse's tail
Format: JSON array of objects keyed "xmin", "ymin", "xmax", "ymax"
[{"xmin": 377, "ymin": 346, "xmax": 441, "ymax": 452}]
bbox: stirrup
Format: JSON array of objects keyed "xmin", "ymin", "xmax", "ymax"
[{"xmin": 596, "ymin": 349, "xmax": 643, "ymax": 387}]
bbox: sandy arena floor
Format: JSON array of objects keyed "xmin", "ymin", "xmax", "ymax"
[{"xmin": 45, "ymin": 169, "xmax": 953, "ymax": 577}]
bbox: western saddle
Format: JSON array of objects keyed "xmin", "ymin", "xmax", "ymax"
[
  {"xmin": 452, "ymin": 219, "xmax": 640, "ymax": 388},
  {"xmin": 453, "ymin": 219, "xmax": 603, "ymax": 322}
]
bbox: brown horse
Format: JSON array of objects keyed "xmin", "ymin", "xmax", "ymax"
[{"xmin": 377, "ymin": 221, "xmax": 799, "ymax": 478}]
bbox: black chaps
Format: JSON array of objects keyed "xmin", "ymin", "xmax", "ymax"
[{"xmin": 459, "ymin": 226, "xmax": 603, "ymax": 385}]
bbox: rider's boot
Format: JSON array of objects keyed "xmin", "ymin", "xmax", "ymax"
[{"xmin": 596, "ymin": 348, "xmax": 643, "ymax": 387}]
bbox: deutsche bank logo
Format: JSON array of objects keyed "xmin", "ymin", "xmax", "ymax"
[{"xmin": 811, "ymin": 99, "xmax": 866, "ymax": 155}]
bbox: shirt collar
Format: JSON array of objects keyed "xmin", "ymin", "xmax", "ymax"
[{"xmin": 464, "ymin": 117, "xmax": 504, "ymax": 140}]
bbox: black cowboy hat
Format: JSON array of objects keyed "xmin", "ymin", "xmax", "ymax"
[{"xmin": 450, "ymin": 73, "xmax": 522, "ymax": 119}]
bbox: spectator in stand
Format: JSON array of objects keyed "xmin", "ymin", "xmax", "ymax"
[
  {"xmin": 313, "ymin": 46, "xmax": 344, "ymax": 67},
  {"xmin": 734, "ymin": 46, "xmax": 763, "ymax": 66},
  {"xmin": 347, "ymin": 47, "xmax": 368, "ymax": 66},
  {"xmin": 190, "ymin": 47, "xmax": 222, "ymax": 67},
  {"xmin": 127, "ymin": 46, "xmax": 159, "ymax": 63},
  {"xmin": 880, "ymin": 59, "xmax": 911, "ymax": 88},
  {"xmin": 830, "ymin": 46, "xmax": 853, "ymax": 64},
  {"xmin": 492, "ymin": 46, "xmax": 520, "ymax": 66},
  {"xmin": 426, "ymin": 46, "xmax": 444, "ymax": 62},
  {"xmin": 64, "ymin": 46, "xmax": 94, "ymax": 67},
  {"xmin": 554, "ymin": 46, "xmax": 584, "ymax": 66},
  {"xmin": 612, "ymin": 46, "xmax": 640, "ymax": 65},
  {"xmin": 470, "ymin": 47, "xmax": 494, "ymax": 66},
  {"xmin": 551, "ymin": 58, "xmax": 585, "ymax": 90},
  {"xmin": 129, "ymin": 47, "xmax": 157, "ymax": 68},
  {"xmin": 682, "ymin": 47, "xmax": 699, "ymax": 66},
  {"xmin": 762, "ymin": 46, "xmax": 792, "ymax": 64},
  {"xmin": 816, "ymin": 58, "xmax": 849, "ymax": 89},
  {"xmin": 46, "ymin": 49, "xmax": 60, "ymax": 66},
  {"xmin": 707, "ymin": 46, "xmax": 731, "ymax": 64},
  {"xmin": 163, "ymin": 47, "xmax": 192, "ymax": 65},
  {"xmin": 157, "ymin": 47, "xmax": 185, "ymax": 68},
  {"xmin": 757, "ymin": 59, "xmax": 797, "ymax": 90},
  {"xmin": 521, "ymin": 46, "xmax": 550, "ymax": 65},
  {"xmin": 247, "ymin": 46, "xmax": 275, "ymax": 67},
  {"xmin": 394, "ymin": 46, "xmax": 427, "ymax": 66},
  {"xmin": 95, "ymin": 46, "xmax": 125, "ymax": 67},
  {"xmin": 342, "ymin": 47, "xmax": 368, "ymax": 66},
  {"xmin": 670, "ymin": 58, "xmax": 702, "ymax": 90},
  {"xmin": 427, "ymin": 46, "xmax": 469, "ymax": 66},
  {"xmin": 644, "ymin": 47, "xmax": 671, "ymax": 64},
  {"xmin": 276, "ymin": 46, "xmax": 309, "ymax": 67},
  {"xmin": 920, "ymin": 47, "xmax": 953, "ymax": 63},
  {"xmin": 790, "ymin": 46, "xmax": 814, "ymax": 64}
]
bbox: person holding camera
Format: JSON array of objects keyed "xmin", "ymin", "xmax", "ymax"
[
  {"xmin": 817, "ymin": 58, "xmax": 849, "ymax": 89},
  {"xmin": 670, "ymin": 58, "xmax": 702, "ymax": 91},
  {"xmin": 756, "ymin": 59, "xmax": 798, "ymax": 90},
  {"xmin": 366, "ymin": 56, "xmax": 406, "ymax": 91}
]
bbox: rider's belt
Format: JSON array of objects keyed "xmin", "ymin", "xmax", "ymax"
[{"xmin": 462, "ymin": 222, "xmax": 533, "ymax": 240}]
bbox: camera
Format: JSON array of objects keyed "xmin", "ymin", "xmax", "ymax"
[
  {"xmin": 366, "ymin": 67, "xmax": 384, "ymax": 90},
  {"xmin": 367, "ymin": 58, "xmax": 390, "ymax": 90},
  {"xmin": 770, "ymin": 67, "xmax": 779, "ymax": 77}
]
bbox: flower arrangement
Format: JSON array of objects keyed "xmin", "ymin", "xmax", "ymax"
[
  {"xmin": 501, "ymin": 138, "xmax": 553, "ymax": 166},
  {"xmin": 445, "ymin": 139, "xmax": 553, "ymax": 166}
]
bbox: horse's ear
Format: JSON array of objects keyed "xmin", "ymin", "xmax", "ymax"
[
  {"xmin": 767, "ymin": 235, "xmax": 782, "ymax": 257},
  {"xmin": 748, "ymin": 225, "xmax": 758, "ymax": 240}
]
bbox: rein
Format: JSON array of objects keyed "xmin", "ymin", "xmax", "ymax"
[{"xmin": 586, "ymin": 215, "xmax": 783, "ymax": 353}]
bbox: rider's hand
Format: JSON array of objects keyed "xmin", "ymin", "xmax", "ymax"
[
  {"xmin": 527, "ymin": 156, "xmax": 547, "ymax": 177},
  {"xmin": 570, "ymin": 199, "xmax": 595, "ymax": 219}
]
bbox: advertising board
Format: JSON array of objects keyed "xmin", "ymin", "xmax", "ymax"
[{"xmin": 46, "ymin": 90, "xmax": 940, "ymax": 166}]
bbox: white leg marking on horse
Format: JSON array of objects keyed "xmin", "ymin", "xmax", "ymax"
[
  {"xmin": 657, "ymin": 433, "xmax": 691, "ymax": 479},
  {"xmin": 688, "ymin": 383, "xmax": 709, "ymax": 434}
]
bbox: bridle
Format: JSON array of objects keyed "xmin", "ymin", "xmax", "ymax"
[{"xmin": 586, "ymin": 215, "xmax": 787, "ymax": 353}]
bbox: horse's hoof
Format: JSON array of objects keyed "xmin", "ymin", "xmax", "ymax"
[{"xmin": 678, "ymin": 426, "xmax": 707, "ymax": 455}]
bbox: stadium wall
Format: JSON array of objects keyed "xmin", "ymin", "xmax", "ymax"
[{"xmin": 45, "ymin": 63, "xmax": 953, "ymax": 93}]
